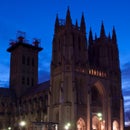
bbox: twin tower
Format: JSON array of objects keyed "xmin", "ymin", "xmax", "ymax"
[{"xmin": 48, "ymin": 8, "xmax": 124, "ymax": 130}]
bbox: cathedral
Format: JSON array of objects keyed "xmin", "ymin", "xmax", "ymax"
[{"xmin": 0, "ymin": 8, "xmax": 124, "ymax": 130}]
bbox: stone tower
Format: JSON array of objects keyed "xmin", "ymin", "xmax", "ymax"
[
  {"xmin": 48, "ymin": 9, "xmax": 124, "ymax": 130},
  {"xmin": 7, "ymin": 32, "xmax": 42, "ymax": 97},
  {"xmin": 88, "ymin": 22, "xmax": 124, "ymax": 130}
]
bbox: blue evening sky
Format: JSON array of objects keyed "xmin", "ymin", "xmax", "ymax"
[{"xmin": 0, "ymin": 0, "xmax": 130, "ymax": 121}]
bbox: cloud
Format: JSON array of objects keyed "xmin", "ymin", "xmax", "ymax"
[
  {"xmin": 122, "ymin": 61, "xmax": 130, "ymax": 92},
  {"xmin": 123, "ymin": 94, "xmax": 130, "ymax": 112},
  {"xmin": 121, "ymin": 61, "xmax": 130, "ymax": 114},
  {"xmin": 0, "ymin": 80, "xmax": 9, "ymax": 88},
  {"xmin": 122, "ymin": 62, "xmax": 130, "ymax": 80},
  {"xmin": 124, "ymin": 96, "xmax": 130, "ymax": 106},
  {"xmin": 0, "ymin": 63, "xmax": 9, "ymax": 87},
  {"xmin": 123, "ymin": 87, "xmax": 130, "ymax": 96}
]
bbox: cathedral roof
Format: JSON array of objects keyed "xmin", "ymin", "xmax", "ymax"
[
  {"xmin": 22, "ymin": 80, "xmax": 50, "ymax": 97},
  {"xmin": 7, "ymin": 41, "xmax": 43, "ymax": 52},
  {"xmin": 0, "ymin": 87, "xmax": 15, "ymax": 97}
]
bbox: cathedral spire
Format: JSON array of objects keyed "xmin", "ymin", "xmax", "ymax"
[
  {"xmin": 112, "ymin": 26, "xmax": 117, "ymax": 44},
  {"xmin": 65, "ymin": 7, "xmax": 72, "ymax": 28},
  {"xmin": 80, "ymin": 13, "xmax": 86, "ymax": 33},
  {"xmin": 54, "ymin": 14, "xmax": 59, "ymax": 33},
  {"xmin": 100, "ymin": 21, "xmax": 106, "ymax": 39},
  {"xmin": 89, "ymin": 27, "xmax": 93, "ymax": 45}
]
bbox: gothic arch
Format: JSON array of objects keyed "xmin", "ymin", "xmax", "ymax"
[
  {"xmin": 92, "ymin": 115, "xmax": 105, "ymax": 130},
  {"xmin": 113, "ymin": 120, "xmax": 119, "ymax": 130},
  {"xmin": 93, "ymin": 81, "xmax": 106, "ymax": 97},
  {"xmin": 91, "ymin": 81, "xmax": 107, "ymax": 130},
  {"xmin": 91, "ymin": 80, "xmax": 106, "ymax": 108},
  {"xmin": 91, "ymin": 85, "xmax": 102, "ymax": 106},
  {"xmin": 77, "ymin": 118, "xmax": 86, "ymax": 130},
  {"xmin": 92, "ymin": 116, "xmax": 100, "ymax": 130}
]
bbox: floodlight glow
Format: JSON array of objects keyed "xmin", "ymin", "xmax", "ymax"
[
  {"xmin": 55, "ymin": 125, "xmax": 58, "ymax": 130},
  {"xmin": 67, "ymin": 123, "xmax": 71, "ymax": 127},
  {"xmin": 97, "ymin": 113, "xmax": 102, "ymax": 117},
  {"xmin": 19, "ymin": 121, "xmax": 26, "ymax": 127},
  {"xmin": 99, "ymin": 117, "xmax": 102, "ymax": 120},
  {"xmin": 8, "ymin": 127, "xmax": 11, "ymax": 130},
  {"xmin": 64, "ymin": 125, "xmax": 69, "ymax": 130},
  {"xmin": 64, "ymin": 122, "xmax": 71, "ymax": 130}
]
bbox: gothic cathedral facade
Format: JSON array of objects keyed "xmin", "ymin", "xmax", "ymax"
[
  {"xmin": 0, "ymin": 9, "xmax": 124, "ymax": 130},
  {"xmin": 48, "ymin": 9, "xmax": 124, "ymax": 130}
]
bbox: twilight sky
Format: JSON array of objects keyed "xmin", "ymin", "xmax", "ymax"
[{"xmin": 0, "ymin": 0, "xmax": 130, "ymax": 122}]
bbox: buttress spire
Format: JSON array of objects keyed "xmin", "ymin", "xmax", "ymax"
[
  {"xmin": 100, "ymin": 21, "xmax": 106, "ymax": 39},
  {"xmin": 80, "ymin": 13, "xmax": 86, "ymax": 33},
  {"xmin": 89, "ymin": 27, "xmax": 93, "ymax": 45},
  {"xmin": 112, "ymin": 27, "xmax": 117, "ymax": 44},
  {"xmin": 65, "ymin": 7, "xmax": 72, "ymax": 28},
  {"xmin": 54, "ymin": 14, "xmax": 59, "ymax": 33}
]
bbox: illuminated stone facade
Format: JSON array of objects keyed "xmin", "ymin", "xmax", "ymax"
[
  {"xmin": 48, "ymin": 9, "xmax": 124, "ymax": 130},
  {"xmin": 0, "ymin": 9, "xmax": 124, "ymax": 130}
]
